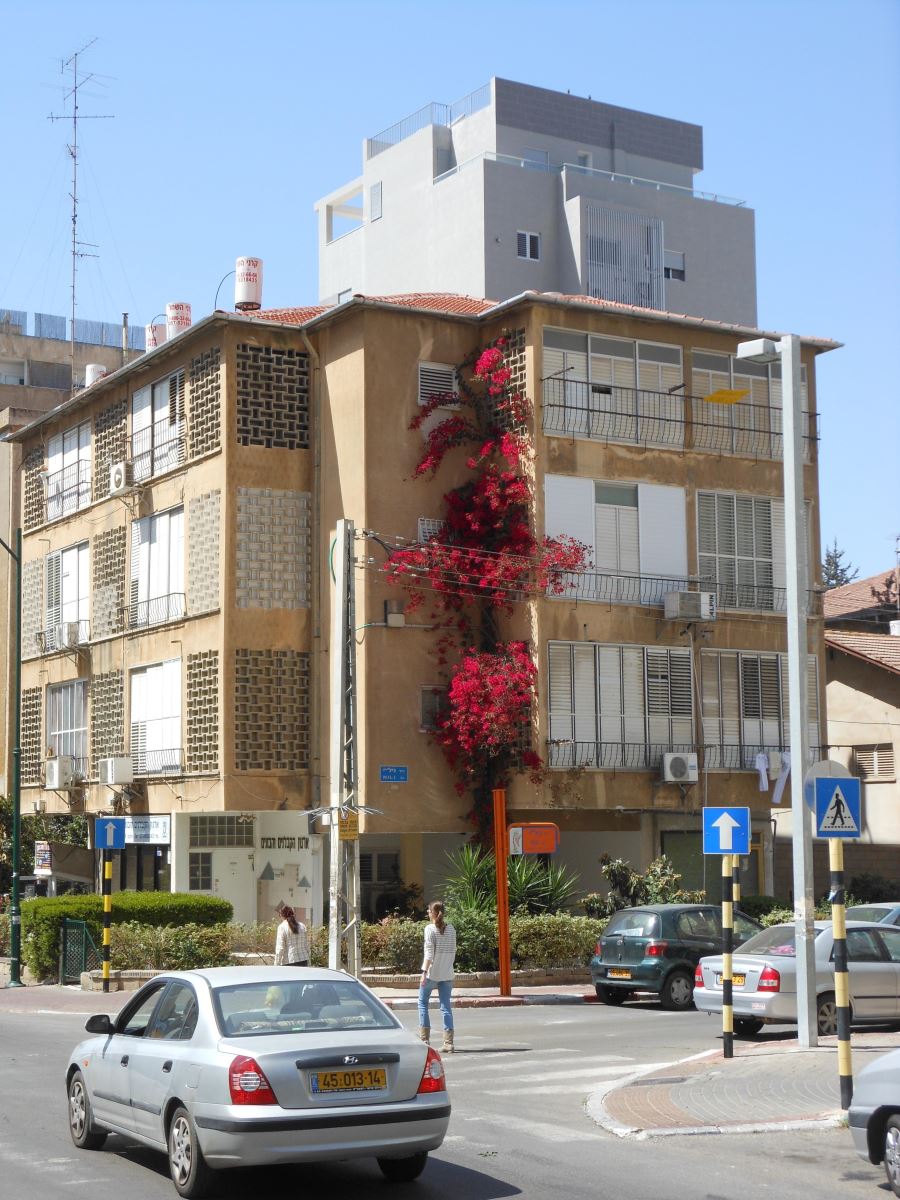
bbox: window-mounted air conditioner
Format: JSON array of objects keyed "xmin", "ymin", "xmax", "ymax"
[
  {"xmin": 662, "ymin": 751, "xmax": 699, "ymax": 784},
  {"xmin": 109, "ymin": 461, "xmax": 134, "ymax": 496},
  {"xmin": 99, "ymin": 756, "xmax": 134, "ymax": 786},
  {"xmin": 56, "ymin": 621, "xmax": 84, "ymax": 650},
  {"xmin": 663, "ymin": 591, "xmax": 717, "ymax": 621},
  {"xmin": 45, "ymin": 755, "xmax": 75, "ymax": 791}
]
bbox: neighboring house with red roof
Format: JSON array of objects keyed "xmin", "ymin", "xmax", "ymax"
[{"xmin": 822, "ymin": 575, "xmax": 900, "ymax": 889}]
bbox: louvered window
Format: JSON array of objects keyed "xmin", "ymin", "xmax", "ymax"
[
  {"xmin": 130, "ymin": 657, "xmax": 182, "ymax": 776},
  {"xmin": 130, "ymin": 507, "xmax": 185, "ymax": 628},
  {"xmin": 853, "ymin": 745, "xmax": 895, "ymax": 780},
  {"xmin": 417, "ymin": 517, "xmax": 447, "ymax": 543},
  {"xmin": 547, "ymin": 641, "xmax": 693, "ymax": 769},
  {"xmin": 417, "ymin": 362, "xmax": 458, "ymax": 407},
  {"xmin": 46, "ymin": 420, "xmax": 91, "ymax": 520},
  {"xmin": 701, "ymin": 649, "xmax": 820, "ymax": 770},
  {"xmin": 517, "ymin": 231, "xmax": 541, "ymax": 260},
  {"xmin": 692, "ymin": 351, "xmax": 809, "ymax": 460},
  {"xmin": 44, "ymin": 542, "xmax": 89, "ymax": 651},
  {"xmin": 132, "ymin": 368, "xmax": 185, "ymax": 481},
  {"xmin": 369, "ymin": 181, "xmax": 382, "ymax": 222},
  {"xmin": 594, "ymin": 484, "xmax": 639, "ymax": 601}
]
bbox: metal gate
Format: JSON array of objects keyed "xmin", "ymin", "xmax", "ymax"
[{"xmin": 59, "ymin": 917, "xmax": 102, "ymax": 984}]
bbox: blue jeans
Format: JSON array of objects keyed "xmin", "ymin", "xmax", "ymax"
[{"xmin": 418, "ymin": 978, "xmax": 453, "ymax": 1031}]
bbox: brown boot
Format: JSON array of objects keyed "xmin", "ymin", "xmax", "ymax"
[
  {"xmin": 418, "ymin": 1026, "xmax": 431, "ymax": 1044},
  {"xmin": 441, "ymin": 1029, "xmax": 454, "ymax": 1054}
]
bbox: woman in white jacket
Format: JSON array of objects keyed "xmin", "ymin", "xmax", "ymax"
[
  {"xmin": 274, "ymin": 905, "xmax": 310, "ymax": 966},
  {"xmin": 418, "ymin": 901, "xmax": 457, "ymax": 1053}
]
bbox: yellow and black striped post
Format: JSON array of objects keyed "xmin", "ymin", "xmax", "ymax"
[
  {"xmin": 830, "ymin": 839, "xmax": 853, "ymax": 1107},
  {"xmin": 732, "ymin": 859, "xmax": 741, "ymax": 910},
  {"xmin": 721, "ymin": 854, "xmax": 734, "ymax": 1059},
  {"xmin": 102, "ymin": 850, "xmax": 112, "ymax": 994}
]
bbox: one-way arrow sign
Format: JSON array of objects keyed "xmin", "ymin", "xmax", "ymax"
[
  {"xmin": 95, "ymin": 816, "xmax": 126, "ymax": 850},
  {"xmin": 702, "ymin": 807, "xmax": 751, "ymax": 855}
]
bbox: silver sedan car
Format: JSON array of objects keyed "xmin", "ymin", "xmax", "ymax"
[
  {"xmin": 693, "ymin": 921, "xmax": 900, "ymax": 1036},
  {"xmin": 847, "ymin": 903, "xmax": 900, "ymax": 928},
  {"xmin": 849, "ymin": 1045, "xmax": 900, "ymax": 1196},
  {"xmin": 66, "ymin": 967, "xmax": 450, "ymax": 1198}
]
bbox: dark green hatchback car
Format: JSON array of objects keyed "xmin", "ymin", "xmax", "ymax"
[{"xmin": 590, "ymin": 904, "xmax": 762, "ymax": 1010}]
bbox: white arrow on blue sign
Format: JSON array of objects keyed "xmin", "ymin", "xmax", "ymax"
[
  {"xmin": 95, "ymin": 816, "xmax": 126, "ymax": 850},
  {"xmin": 815, "ymin": 777, "xmax": 861, "ymax": 838},
  {"xmin": 702, "ymin": 807, "xmax": 751, "ymax": 855}
]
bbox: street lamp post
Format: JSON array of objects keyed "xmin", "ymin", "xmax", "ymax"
[
  {"xmin": 736, "ymin": 335, "xmax": 816, "ymax": 1047},
  {"xmin": 1, "ymin": 528, "xmax": 24, "ymax": 987}
]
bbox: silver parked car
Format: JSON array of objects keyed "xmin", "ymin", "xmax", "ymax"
[
  {"xmin": 66, "ymin": 967, "xmax": 450, "ymax": 1198},
  {"xmin": 848, "ymin": 1045, "xmax": 900, "ymax": 1196},
  {"xmin": 693, "ymin": 921, "xmax": 900, "ymax": 1036},
  {"xmin": 847, "ymin": 903, "xmax": 900, "ymax": 928}
]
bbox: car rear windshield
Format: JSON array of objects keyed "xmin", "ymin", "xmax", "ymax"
[
  {"xmin": 735, "ymin": 925, "xmax": 805, "ymax": 957},
  {"xmin": 213, "ymin": 979, "xmax": 400, "ymax": 1038},
  {"xmin": 604, "ymin": 911, "xmax": 661, "ymax": 938},
  {"xmin": 846, "ymin": 906, "xmax": 889, "ymax": 923}
]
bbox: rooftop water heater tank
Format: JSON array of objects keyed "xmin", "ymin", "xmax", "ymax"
[
  {"xmin": 165, "ymin": 302, "xmax": 192, "ymax": 340},
  {"xmin": 234, "ymin": 257, "xmax": 264, "ymax": 311},
  {"xmin": 84, "ymin": 363, "xmax": 108, "ymax": 387}
]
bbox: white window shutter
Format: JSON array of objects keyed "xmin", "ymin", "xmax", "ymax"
[
  {"xmin": 77, "ymin": 543, "xmax": 89, "ymax": 622},
  {"xmin": 517, "ymin": 231, "xmax": 528, "ymax": 258},
  {"xmin": 621, "ymin": 646, "xmax": 645, "ymax": 746},
  {"xmin": 594, "ymin": 504, "xmax": 619, "ymax": 574},
  {"xmin": 697, "ymin": 492, "xmax": 718, "ymax": 583},
  {"xmin": 597, "ymin": 646, "xmax": 623, "ymax": 754},
  {"xmin": 618, "ymin": 507, "xmax": 640, "ymax": 574},
  {"xmin": 132, "ymin": 384, "xmax": 151, "ymax": 432},
  {"xmin": 130, "ymin": 517, "xmax": 149, "ymax": 620},
  {"xmin": 544, "ymin": 474, "xmax": 595, "ymax": 566},
  {"xmin": 572, "ymin": 645, "xmax": 597, "ymax": 745},
  {"xmin": 548, "ymin": 643, "xmax": 574, "ymax": 743},
  {"xmin": 417, "ymin": 363, "xmax": 457, "ymax": 406},
  {"xmin": 45, "ymin": 551, "xmax": 61, "ymax": 638},
  {"xmin": 638, "ymin": 484, "xmax": 686, "ymax": 599}
]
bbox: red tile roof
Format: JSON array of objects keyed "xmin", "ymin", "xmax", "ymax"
[
  {"xmin": 248, "ymin": 305, "xmax": 333, "ymax": 325},
  {"xmin": 360, "ymin": 292, "xmax": 498, "ymax": 316},
  {"xmin": 824, "ymin": 631, "xmax": 900, "ymax": 675},
  {"xmin": 823, "ymin": 570, "xmax": 898, "ymax": 619}
]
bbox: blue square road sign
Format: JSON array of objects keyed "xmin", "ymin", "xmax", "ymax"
[
  {"xmin": 95, "ymin": 816, "xmax": 126, "ymax": 850},
  {"xmin": 815, "ymin": 778, "xmax": 861, "ymax": 838},
  {"xmin": 702, "ymin": 807, "xmax": 751, "ymax": 855}
]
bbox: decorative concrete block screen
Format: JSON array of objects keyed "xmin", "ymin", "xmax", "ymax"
[
  {"xmin": 90, "ymin": 669, "xmax": 124, "ymax": 774},
  {"xmin": 21, "ymin": 559, "xmax": 43, "ymax": 661},
  {"xmin": 235, "ymin": 488, "xmax": 311, "ymax": 609},
  {"xmin": 186, "ymin": 650, "xmax": 219, "ymax": 773},
  {"xmin": 93, "ymin": 399, "xmax": 128, "ymax": 501},
  {"xmin": 187, "ymin": 490, "xmax": 221, "ymax": 615},
  {"xmin": 234, "ymin": 648, "xmax": 310, "ymax": 771},
  {"xmin": 23, "ymin": 448, "xmax": 44, "ymax": 532},
  {"xmin": 493, "ymin": 327, "xmax": 527, "ymax": 434},
  {"xmin": 21, "ymin": 687, "xmax": 42, "ymax": 784},
  {"xmin": 188, "ymin": 347, "xmax": 222, "ymax": 457},
  {"xmin": 235, "ymin": 343, "xmax": 310, "ymax": 449},
  {"xmin": 92, "ymin": 527, "xmax": 127, "ymax": 638}
]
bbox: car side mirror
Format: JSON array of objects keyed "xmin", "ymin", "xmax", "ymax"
[{"xmin": 85, "ymin": 1013, "xmax": 114, "ymax": 1035}]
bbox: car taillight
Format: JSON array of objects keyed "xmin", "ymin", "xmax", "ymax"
[
  {"xmin": 417, "ymin": 1047, "xmax": 446, "ymax": 1094},
  {"xmin": 229, "ymin": 1055, "xmax": 276, "ymax": 1105},
  {"xmin": 758, "ymin": 965, "xmax": 781, "ymax": 992},
  {"xmin": 595, "ymin": 942, "xmax": 602, "ymax": 957},
  {"xmin": 645, "ymin": 941, "xmax": 668, "ymax": 957},
  {"xmin": 694, "ymin": 965, "xmax": 704, "ymax": 987}
]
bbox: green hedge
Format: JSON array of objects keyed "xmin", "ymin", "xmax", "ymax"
[
  {"xmin": 110, "ymin": 922, "xmax": 233, "ymax": 970},
  {"xmin": 22, "ymin": 892, "xmax": 233, "ymax": 981}
]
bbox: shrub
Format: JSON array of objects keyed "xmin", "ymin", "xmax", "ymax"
[
  {"xmin": 509, "ymin": 914, "xmax": 606, "ymax": 968},
  {"xmin": 22, "ymin": 892, "xmax": 233, "ymax": 981},
  {"xmin": 0, "ymin": 910, "xmax": 8, "ymax": 956},
  {"xmin": 227, "ymin": 920, "xmax": 279, "ymax": 960},
  {"xmin": 110, "ymin": 922, "xmax": 232, "ymax": 970},
  {"xmin": 383, "ymin": 918, "xmax": 425, "ymax": 973},
  {"xmin": 441, "ymin": 845, "xmax": 582, "ymax": 916},
  {"xmin": 847, "ymin": 873, "xmax": 896, "ymax": 903},
  {"xmin": 448, "ymin": 908, "xmax": 499, "ymax": 971},
  {"xmin": 738, "ymin": 895, "xmax": 784, "ymax": 920}
]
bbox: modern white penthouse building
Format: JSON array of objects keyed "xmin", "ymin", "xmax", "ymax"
[{"xmin": 316, "ymin": 78, "xmax": 757, "ymax": 325}]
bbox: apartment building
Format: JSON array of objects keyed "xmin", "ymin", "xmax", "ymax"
[
  {"xmin": 6, "ymin": 290, "xmax": 836, "ymax": 917},
  {"xmin": 317, "ymin": 78, "xmax": 757, "ymax": 326}
]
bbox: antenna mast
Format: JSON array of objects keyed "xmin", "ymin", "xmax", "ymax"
[{"xmin": 48, "ymin": 39, "xmax": 113, "ymax": 394}]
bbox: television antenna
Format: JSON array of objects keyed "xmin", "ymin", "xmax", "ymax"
[{"xmin": 48, "ymin": 39, "xmax": 114, "ymax": 393}]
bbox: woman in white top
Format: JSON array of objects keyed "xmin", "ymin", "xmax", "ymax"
[
  {"xmin": 418, "ymin": 900, "xmax": 457, "ymax": 1053},
  {"xmin": 274, "ymin": 905, "xmax": 310, "ymax": 966}
]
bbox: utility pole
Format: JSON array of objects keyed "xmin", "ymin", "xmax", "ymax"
[{"xmin": 328, "ymin": 520, "xmax": 361, "ymax": 974}]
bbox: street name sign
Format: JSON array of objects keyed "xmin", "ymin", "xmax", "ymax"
[
  {"xmin": 815, "ymin": 777, "xmax": 861, "ymax": 838},
  {"xmin": 702, "ymin": 807, "xmax": 751, "ymax": 855},
  {"xmin": 95, "ymin": 817, "xmax": 126, "ymax": 850},
  {"xmin": 379, "ymin": 765, "xmax": 408, "ymax": 783}
]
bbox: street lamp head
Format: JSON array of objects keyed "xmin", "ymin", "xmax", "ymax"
[{"xmin": 736, "ymin": 337, "xmax": 780, "ymax": 364}]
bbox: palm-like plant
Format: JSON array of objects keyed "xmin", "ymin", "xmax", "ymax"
[{"xmin": 442, "ymin": 846, "xmax": 581, "ymax": 915}]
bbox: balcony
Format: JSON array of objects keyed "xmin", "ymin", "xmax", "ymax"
[
  {"xmin": 127, "ymin": 593, "xmax": 186, "ymax": 630},
  {"xmin": 547, "ymin": 741, "xmax": 821, "ymax": 771},
  {"xmin": 132, "ymin": 747, "xmax": 185, "ymax": 777},
  {"xmin": 131, "ymin": 416, "xmax": 185, "ymax": 482},
  {"xmin": 703, "ymin": 743, "xmax": 822, "ymax": 771},
  {"xmin": 45, "ymin": 461, "xmax": 92, "ymax": 522},
  {"xmin": 542, "ymin": 379, "xmax": 817, "ymax": 460},
  {"xmin": 550, "ymin": 569, "xmax": 787, "ymax": 614},
  {"xmin": 37, "ymin": 619, "xmax": 91, "ymax": 654}
]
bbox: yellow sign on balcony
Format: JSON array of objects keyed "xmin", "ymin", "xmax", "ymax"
[{"xmin": 703, "ymin": 388, "xmax": 750, "ymax": 405}]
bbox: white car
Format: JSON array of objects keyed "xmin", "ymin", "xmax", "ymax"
[
  {"xmin": 848, "ymin": 1046, "xmax": 900, "ymax": 1196},
  {"xmin": 66, "ymin": 967, "xmax": 450, "ymax": 1198},
  {"xmin": 693, "ymin": 921, "xmax": 900, "ymax": 1036}
]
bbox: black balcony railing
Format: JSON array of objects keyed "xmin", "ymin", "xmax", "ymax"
[
  {"xmin": 542, "ymin": 378, "xmax": 818, "ymax": 460},
  {"xmin": 703, "ymin": 743, "xmax": 822, "ymax": 771},
  {"xmin": 131, "ymin": 417, "xmax": 185, "ymax": 481},
  {"xmin": 132, "ymin": 747, "xmax": 185, "ymax": 777},
  {"xmin": 547, "ymin": 741, "xmax": 697, "ymax": 770},
  {"xmin": 45, "ymin": 461, "xmax": 92, "ymax": 521},
  {"xmin": 128, "ymin": 593, "xmax": 185, "ymax": 629},
  {"xmin": 549, "ymin": 569, "xmax": 788, "ymax": 613}
]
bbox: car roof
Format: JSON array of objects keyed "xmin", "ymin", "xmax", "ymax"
[
  {"xmin": 847, "ymin": 902, "xmax": 899, "ymax": 910},
  {"xmin": 162, "ymin": 966, "xmax": 354, "ymax": 988},
  {"xmin": 611, "ymin": 904, "xmax": 715, "ymax": 913}
]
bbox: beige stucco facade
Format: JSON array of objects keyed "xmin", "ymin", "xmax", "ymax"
[{"xmin": 5, "ymin": 294, "xmax": 839, "ymax": 916}]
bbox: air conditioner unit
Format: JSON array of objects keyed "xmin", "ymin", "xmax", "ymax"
[
  {"xmin": 56, "ymin": 621, "xmax": 84, "ymax": 650},
  {"xmin": 109, "ymin": 460, "xmax": 134, "ymax": 496},
  {"xmin": 99, "ymin": 756, "xmax": 134, "ymax": 786},
  {"xmin": 664, "ymin": 591, "xmax": 717, "ymax": 621},
  {"xmin": 662, "ymin": 751, "xmax": 699, "ymax": 784},
  {"xmin": 45, "ymin": 755, "xmax": 75, "ymax": 790}
]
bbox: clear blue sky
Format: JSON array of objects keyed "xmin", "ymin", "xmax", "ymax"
[{"xmin": 2, "ymin": 0, "xmax": 897, "ymax": 579}]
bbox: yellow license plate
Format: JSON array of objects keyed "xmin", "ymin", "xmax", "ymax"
[
  {"xmin": 716, "ymin": 973, "xmax": 746, "ymax": 986},
  {"xmin": 311, "ymin": 1068, "xmax": 387, "ymax": 1094},
  {"xmin": 609, "ymin": 968, "xmax": 632, "ymax": 979}
]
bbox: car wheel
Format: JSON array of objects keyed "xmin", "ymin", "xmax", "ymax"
[
  {"xmin": 168, "ymin": 1105, "xmax": 216, "ymax": 1199},
  {"xmin": 595, "ymin": 985, "xmax": 629, "ymax": 1006},
  {"xmin": 68, "ymin": 1070, "xmax": 107, "ymax": 1150},
  {"xmin": 378, "ymin": 1151, "xmax": 429, "ymax": 1182},
  {"xmin": 816, "ymin": 992, "xmax": 839, "ymax": 1037},
  {"xmin": 884, "ymin": 1115, "xmax": 900, "ymax": 1197},
  {"xmin": 660, "ymin": 970, "xmax": 694, "ymax": 1011},
  {"xmin": 734, "ymin": 1018, "xmax": 764, "ymax": 1037}
]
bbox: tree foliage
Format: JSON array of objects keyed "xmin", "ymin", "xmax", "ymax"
[
  {"xmin": 581, "ymin": 854, "xmax": 705, "ymax": 918},
  {"xmin": 0, "ymin": 795, "xmax": 90, "ymax": 895},
  {"xmin": 441, "ymin": 844, "xmax": 581, "ymax": 915},
  {"xmin": 821, "ymin": 538, "xmax": 859, "ymax": 589}
]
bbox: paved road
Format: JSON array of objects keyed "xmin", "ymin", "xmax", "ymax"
[{"xmin": 0, "ymin": 998, "xmax": 884, "ymax": 1200}]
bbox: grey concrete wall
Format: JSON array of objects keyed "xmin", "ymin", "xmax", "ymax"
[{"xmin": 495, "ymin": 124, "xmax": 695, "ymax": 189}]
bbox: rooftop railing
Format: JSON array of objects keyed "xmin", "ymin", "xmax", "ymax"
[{"xmin": 367, "ymin": 83, "xmax": 492, "ymax": 158}]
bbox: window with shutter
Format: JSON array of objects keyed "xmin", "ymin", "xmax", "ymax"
[
  {"xmin": 417, "ymin": 362, "xmax": 458, "ymax": 407},
  {"xmin": 853, "ymin": 745, "xmax": 895, "ymax": 780},
  {"xmin": 697, "ymin": 491, "xmax": 779, "ymax": 610},
  {"xmin": 46, "ymin": 421, "xmax": 92, "ymax": 520},
  {"xmin": 44, "ymin": 543, "xmax": 89, "ymax": 650},
  {"xmin": 370, "ymin": 181, "xmax": 383, "ymax": 222},
  {"xmin": 46, "ymin": 680, "xmax": 87, "ymax": 770},
  {"xmin": 130, "ymin": 508, "xmax": 185, "ymax": 628},
  {"xmin": 417, "ymin": 517, "xmax": 447, "ymax": 543},
  {"xmin": 132, "ymin": 369, "xmax": 185, "ymax": 480},
  {"xmin": 130, "ymin": 657, "xmax": 182, "ymax": 776},
  {"xmin": 517, "ymin": 230, "xmax": 540, "ymax": 260}
]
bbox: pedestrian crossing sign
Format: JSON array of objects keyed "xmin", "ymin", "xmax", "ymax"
[{"xmin": 815, "ymin": 777, "xmax": 861, "ymax": 838}]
